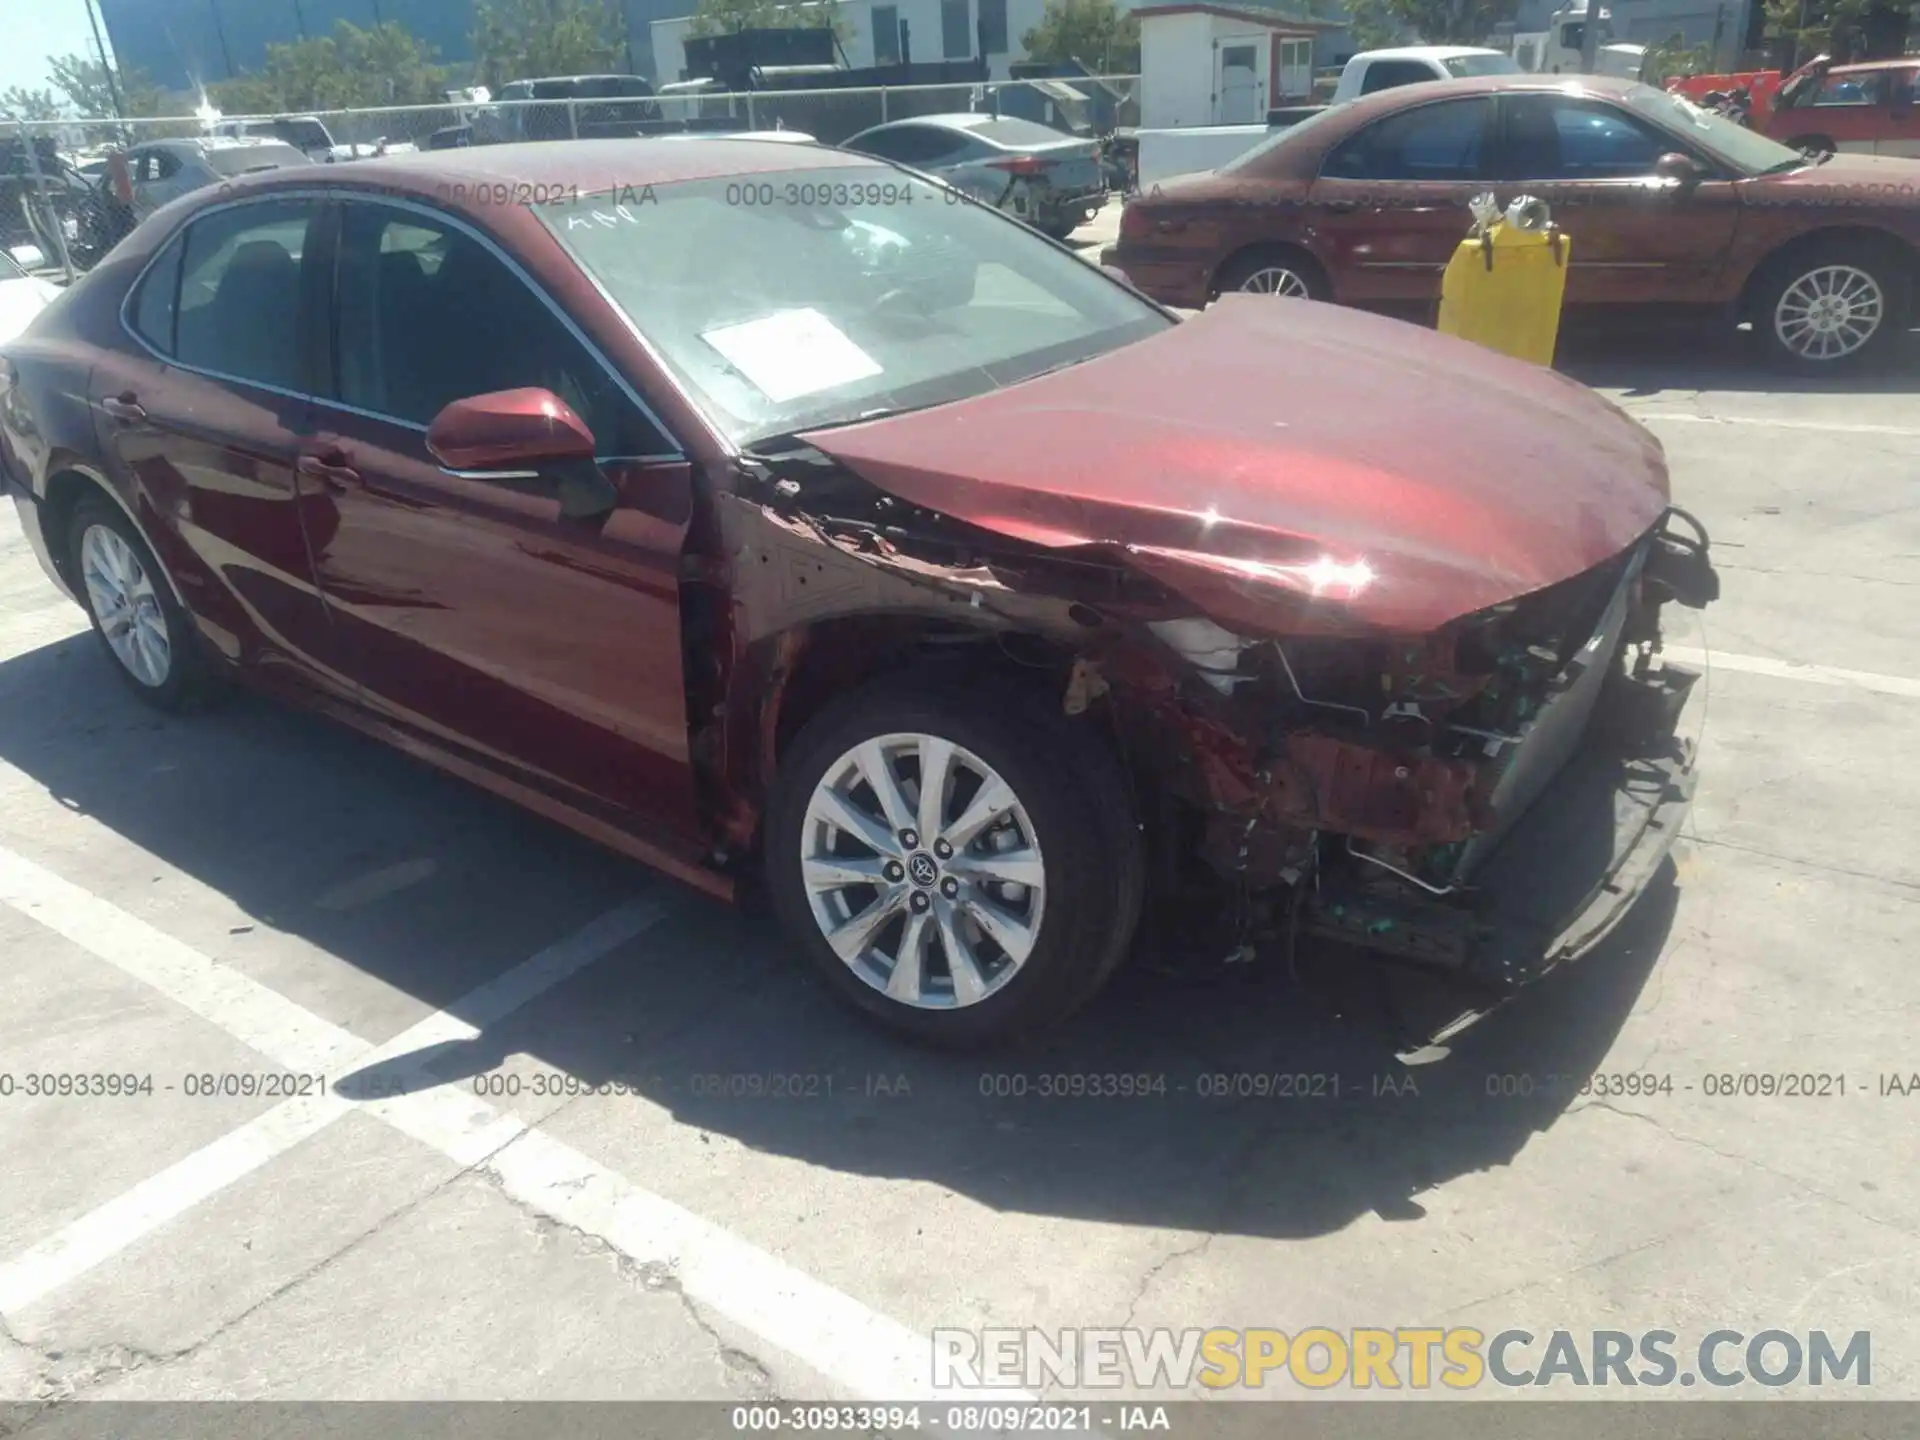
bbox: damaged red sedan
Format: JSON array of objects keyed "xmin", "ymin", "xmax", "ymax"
[{"xmin": 0, "ymin": 140, "xmax": 1718, "ymax": 1046}]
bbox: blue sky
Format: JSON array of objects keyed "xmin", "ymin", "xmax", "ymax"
[{"xmin": 0, "ymin": 0, "xmax": 112, "ymax": 98}]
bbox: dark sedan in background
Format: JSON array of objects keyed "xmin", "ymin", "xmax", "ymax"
[
  {"xmin": 1103, "ymin": 75, "xmax": 1920, "ymax": 370},
  {"xmin": 842, "ymin": 114, "xmax": 1108, "ymax": 238}
]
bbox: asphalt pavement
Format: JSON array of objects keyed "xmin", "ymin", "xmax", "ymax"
[{"xmin": 3, "ymin": 200, "xmax": 1919, "ymax": 1421}]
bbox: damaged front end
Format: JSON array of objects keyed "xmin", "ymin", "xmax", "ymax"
[{"xmin": 703, "ymin": 440, "xmax": 1717, "ymax": 996}]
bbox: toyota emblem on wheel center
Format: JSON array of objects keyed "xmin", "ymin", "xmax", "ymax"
[{"xmin": 908, "ymin": 853, "xmax": 939, "ymax": 888}]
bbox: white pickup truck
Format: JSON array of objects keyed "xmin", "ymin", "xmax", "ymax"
[{"xmin": 1138, "ymin": 46, "xmax": 1521, "ymax": 187}]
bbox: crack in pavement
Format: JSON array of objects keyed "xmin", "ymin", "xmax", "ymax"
[
  {"xmin": 499, "ymin": 1192, "xmax": 780, "ymax": 1402},
  {"xmin": 1570, "ymin": 1099, "xmax": 1918, "ymax": 1241}
]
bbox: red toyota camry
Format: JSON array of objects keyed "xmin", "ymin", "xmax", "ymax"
[{"xmin": 0, "ymin": 139, "xmax": 1715, "ymax": 1046}]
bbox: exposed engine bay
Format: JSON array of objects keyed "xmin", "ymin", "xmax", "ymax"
[{"xmin": 700, "ymin": 442, "xmax": 1718, "ymax": 988}]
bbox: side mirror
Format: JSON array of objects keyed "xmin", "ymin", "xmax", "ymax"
[
  {"xmin": 426, "ymin": 387, "xmax": 616, "ymax": 521},
  {"xmin": 1654, "ymin": 152, "xmax": 1706, "ymax": 187}
]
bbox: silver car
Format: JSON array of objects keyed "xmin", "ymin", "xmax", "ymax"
[
  {"xmin": 123, "ymin": 136, "xmax": 312, "ymax": 221},
  {"xmin": 840, "ymin": 114, "xmax": 1107, "ymax": 239}
]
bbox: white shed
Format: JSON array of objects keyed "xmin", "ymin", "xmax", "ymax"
[{"xmin": 1134, "ymin": 3, "xmax": 1331, "ymax": 127}]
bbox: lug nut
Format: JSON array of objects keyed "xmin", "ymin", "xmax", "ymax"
[
  {"xmin": 941, "ymin": 877, "xmax": 959, "ymax": 898},
  {"xmin": 900, "ymin": 828, "xmax": 919, "ymax": 848},
  {"xmin": 933, "ymin": 839, "xmax": 953, "ymax": 859},
  {"xmin": 884, "ymin": 861, "xmax": 905, "ymax": 882},
  {"xmin": 910, "ymin": 890, "xmax": 931, "ymax": 913}
]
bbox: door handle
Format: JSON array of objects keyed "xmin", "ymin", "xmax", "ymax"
[
  {"xmin": 100, "ymin": 394, "xmax": 146, "ymax": 423},
  {"xmin": 297, "ymin": 452, "xmax": 362, "ymax": 493}
]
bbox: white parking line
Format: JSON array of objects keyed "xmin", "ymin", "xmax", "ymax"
[
  {"xmin": 1666, "ymin": 646, "xmax": 1920, "ymax": 702},
  {"xmin": 1634, "ymin": 412, "xmax": 1920, "ymax": 439},
  {"xmin": 0, "ymin": 847, "xmax": 1025, "ymax": 1402},
  {"xmin": 0, "ymin": 849, "xmax": 665, "ymax": 1313}
]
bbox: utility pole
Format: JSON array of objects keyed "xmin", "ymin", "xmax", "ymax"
[
  {"xmin": 291, "ymin": 0, "xmax": 310, "ymax": 38},
  {"xmin": 208, "ymin": 0, "xmax": 237, "ymax": 77},
  {"xmin": 1578, "ymin": 0, "xmax": 1601, "ymax": 71}
]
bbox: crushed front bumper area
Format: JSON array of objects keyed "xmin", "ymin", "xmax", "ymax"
[{"xmin": 1303, "ymin": 659, "xmax": 1700, "ymax": 994}]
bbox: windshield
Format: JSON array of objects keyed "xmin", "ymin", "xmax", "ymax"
[
  {"xmin": 1619, "ymin": 83, "xmax": 1807, "ymax": 173},
  {"xmin": 1442, "ymin": 53, "xmax": 1522, "ymax": 77},
  {"xmin": 539, "ymin": 166, "xmax": 1168, "ymax": 447}
]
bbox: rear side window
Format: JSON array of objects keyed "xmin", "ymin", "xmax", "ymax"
[
  {"xmin": 1361, "ymin": 60, "xmax": 1442, "ymax": 94},
  {"xmin": 174, "ymin": 199, "xmax": 321, "ymax": 391},
  {"xmin": 129, "ymin": 234, "xmax": 184, "ymax": 355},
  {"xmin": 1323, "ymin": 99, "xmax": 1491, "ymax": 180},
  {"xmin": 204, "ymin": 143, "xmax": 307, "ymax": 176}
]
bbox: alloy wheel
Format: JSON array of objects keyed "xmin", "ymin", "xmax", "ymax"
[
  {"xmin": 799, "ymin": 732, "xmax": 1047, "ymax": 1010},
  {"xmin": 1239, "ymin": 265, "xmax": 1311, "ymax": 298},
  {"xmin": 1773, "ymin": 264, "xmax": 1884, "ymax": 362},
  {"xmin": 79, "ymin": 523, "xmax": 171, "ymax": 688}
]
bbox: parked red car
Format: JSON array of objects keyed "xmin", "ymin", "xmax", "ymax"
[
  {"xmin": 1104, "ymin": 74, "xmax": 1920, "ymax": 370},
  {"xmin": 1761, "ymin": 56, "xmax": 1920, "ymax": 159},
  {"xmin": 1, "ymin": 140, "xmax": 1714, "ymax": 1045}
]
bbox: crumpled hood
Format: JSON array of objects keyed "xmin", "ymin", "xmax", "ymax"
[{"xmin": 799, "ymin": 296, "xmax": 1672, "ymax": 636}]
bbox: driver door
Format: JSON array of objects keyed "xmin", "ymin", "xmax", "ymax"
[
  {"xmin": 303, "ymin": 198, "xmax": 700, "ymax": 832},
  {"xmin": 1487, "ymin": 93, "xmax": 1740, "ymax": 305}
]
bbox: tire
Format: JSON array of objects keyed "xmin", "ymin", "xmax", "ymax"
[
  {"xmin": 1751, "ymin": 237, "xmax": 1912, "ymax": 373},
  {"xmin": 67, "ymin": 494, "xmax": 218, "ymax": 712},
  {"xmin": 1214, "ymin": 246, "xmax": 1330, "ymax": 302},
  {"xmin": 765, "ymin": 672, "xmax": 1143, "ymax": 1048},
  {"xmin": 1040, "ymin": 218, "xmax": 1080, "ymax": 241}
]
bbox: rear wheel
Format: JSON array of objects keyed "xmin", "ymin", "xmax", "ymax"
[
  {"xmin": 1215, "ymin": 246, "xmax": 1329, "ymax": 301},
  {"xmin": 1752, "ymin": 239, "xmax": 1910, "ymax": 372},
  {"xmin": 68, "ymin": 495, "xmax": 217, "ymax": 712},
  {"xmin": 765, "ymin": 675, "xmax": 1142, "ymax": 1047}
]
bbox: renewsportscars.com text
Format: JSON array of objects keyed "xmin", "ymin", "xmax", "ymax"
[{"xmin": 932, "ymin": 1327, "xmax": 1872, "ymax": 1391}]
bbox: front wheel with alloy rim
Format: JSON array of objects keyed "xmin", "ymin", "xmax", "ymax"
[
  {"xmin": 68, "ymin": 494, "xmax": 217, "ymax": 711},
  {"xmin": 1754, "ymin": 242, "xmax": 1909, "ymax": 371},
  {"xmin": 765, "ymin": 677, "xmax": 1142, "ymax": 1047},
  {"xmin": 1215, "ymin": 247, "xmax": 1327, "ymax": 302}
]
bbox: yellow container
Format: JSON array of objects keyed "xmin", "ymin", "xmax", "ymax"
[{"xmin": 1436, "ymin": 222, "xmax": 1570, "ymax": 367}]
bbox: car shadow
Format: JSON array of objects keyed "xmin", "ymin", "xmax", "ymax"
[
  {"xmin": 1555, "ymin": 314, "xmax": 1920, "ymax": 396},
  {"xmin": 0, "ymin": 629, "xmax": 1679, "ymax": 1241}
]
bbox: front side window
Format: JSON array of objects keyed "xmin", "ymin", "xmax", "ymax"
[
  {"xmin": 1811, "ymin": 72, "xmax": 1884, "ymax": 106},
  {"xmin": 1323, "ymin": 99, "xmax": 1492, "ymax": 180},
  {"xmin": 174, "ymin": 199, "xmax": 320, "ymax": 390},
  {"xmin": 536, "ymin": 168, "xmax": 1167, "ymax": 447},
  {"xmin": 1501, "ymin": 95, "xmax": 1667, "ymax": 179},
  {"xmin": 332, "ymin": 203, "xmax": 669, "ymax": 456}
]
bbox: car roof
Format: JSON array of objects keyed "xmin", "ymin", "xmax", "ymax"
[
  {"xmin": 865, "ymin": 113, "xmax": 998, "ymax": 132},
  {"xmin": 1830, "ymin": 58, "xmax": 1918, "ymax": 72},
  {"xmin": 214, "ymin": 136, "xmax": 882, "ymax": 210},
  {"xmin": 1356, "ymin": 45, "xmax": 1507, "ymax": 60}
]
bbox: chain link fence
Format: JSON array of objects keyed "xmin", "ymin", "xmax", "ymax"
[{"xmin": 4, "ymin": 74, "xmax": 1140, "ymax": 284}]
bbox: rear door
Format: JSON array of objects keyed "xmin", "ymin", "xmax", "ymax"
[
  {"xmin": 1306, "ymin": 96, "xmax": 1496, "ymax": 304},
  {"xmin": 89, "ymin": 194, "xmax": 343, "ymax": 691},
  {"xmin": 1488, "ymin": 92, "xmax": 1739, "ymax": 305},
  {"xmin": 302, "ymin": 197, "xmax": 700, "ymax": 832},
  {"xmin": 1878, "ymin": 68, "xmax": 1919, "ymax": 157}
]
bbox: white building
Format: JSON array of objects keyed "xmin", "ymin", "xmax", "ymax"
[
  {"xmin": 654, "ymin": 0, "xmax": 1063, "ymax": 84},
  {"xmin": 1134, "ymin": 2, "xmax": 1330, "ymax": 126}
]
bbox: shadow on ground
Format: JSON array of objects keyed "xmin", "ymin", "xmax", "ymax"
[
  {"xmin": 1555, "ymin": 316, "xmax": 1920, "ymax": 396},
  {"xmin": 0, "ymin": 626, "xmax": 1682, "ymax": 1240}
]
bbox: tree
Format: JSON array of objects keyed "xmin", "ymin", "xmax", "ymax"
[
  {"xmin": 209, "ymin": 21, "xmax": 446, "ymax": 113},
  {"xmin": 686, "ymin": 0, "xmax": 848, "ymax": 41},
  {"xmin": 472, "ymin": 0, "xmax": 626, "ymax": 89},
  {"xmin": 1641, "ymin": 30, "xmax": 1713, "ymax": 82},
  {"xmin": 1341, "ymin": 0, "xmax": 1405, "ymax": 49},
  {"xmin": 1021, "ymin": 0, "xmax": 1141, "ymax": 73},
  {"xmin": 1763, "ymin": 0, "xmax": 1909, "ymax": 64},
  {"xmin": 0, "ymin": 87, "xmax": 62, "ymax": 123},
  {"xmin": 47, "ymin": 52, "xmax": 167, "ymax": 118}
]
